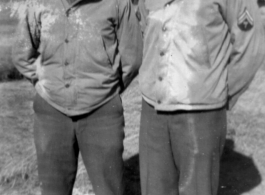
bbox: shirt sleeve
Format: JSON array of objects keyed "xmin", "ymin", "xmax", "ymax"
[
  {"xmin": 117, "ymin": 0, "xmax": 143, "ymax": 91},
  {"xmin": 223, "ymin": 0, "xmax": 265, "ymax": 109},
  {"xmin": 12, "ymin": 3, "xmax": 40, "ymax": 85}
]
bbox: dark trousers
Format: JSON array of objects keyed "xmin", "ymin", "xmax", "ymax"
[
  {"xmin": 139, "ymin": 99, "xmax": 227, "ymax": 195},
  {"xmin": 33, "ymin": 94, "xmax": 125, "ymax": 195}
]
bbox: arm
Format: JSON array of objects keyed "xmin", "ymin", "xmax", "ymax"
[
  {"xmin": 117, "ymin": 0, "xmax": 143, "ymax": 91},
  {"xmin": 136, "ymin": 0, "xmax": 148, "ymax": 34},
  {"xmin": 224, "ymin": 0, "xmax": 265, "ymax": 109},
  {"xmin": 12, "ymin": 3, "xmax": 40, "ymax": 85}
]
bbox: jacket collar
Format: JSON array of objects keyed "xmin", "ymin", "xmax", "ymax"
[
  {"xmin": 61, "ymin": 0, "xmax": 84, "ymax": 12},
  {"xmin": 67, "ymin": 0, "xmax": 77, "ymax": 4},
  {"xmin": 67, "ymin": 0, "xmax": 83, "ymax": 8},
  {"xmin": 145, "ymin": 0, "xmax": 175, "ymax": 11}
]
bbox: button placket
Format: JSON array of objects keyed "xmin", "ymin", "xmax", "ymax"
[{"xmin": 63, "ymin": 12, "xmax": 73, "ymax": 86}]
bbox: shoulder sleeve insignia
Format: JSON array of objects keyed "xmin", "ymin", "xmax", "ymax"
[{"xmin": 238, "ymin": 8, "xmax": 254, "ymax": 31}]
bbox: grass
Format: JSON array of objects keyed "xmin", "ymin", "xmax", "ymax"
[
  {"xmin": 219, "ymin": 69, "xmax": 265, "ymax": 195},
  {"xmin": 0, "ymin": 81, "xmax": 36, "ymax": 194},
  {"xmin": 0, "ymin": 1, "xmax": 23, "ymax": 82},
  {"xmin": 0, "ymin": 1, "xmax": 38, "ymax": 182},
  {"xmin": 0, "ymin": 46, "xmax": 23, "ymax": 81},
  {"xmin": 223, "ymin": 69, "xmax": 265, "ymax": 195}
]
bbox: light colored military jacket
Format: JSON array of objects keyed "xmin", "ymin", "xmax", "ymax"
[
  {"xmin": 138, "ymin": 0, "xmax": 265, "ymax": 111},
  {"xmin": 12, "ymin": 0, "xmax": 142, "ymax": 116}
]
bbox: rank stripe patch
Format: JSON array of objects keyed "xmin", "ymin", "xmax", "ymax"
[{"xmin": 238, "ymin": 9, "xmax": 254, "ymax": 25}]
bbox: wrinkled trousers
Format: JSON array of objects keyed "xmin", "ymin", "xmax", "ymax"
[
  {"xmin": 33, "ymin": 93, "xmax": 125, "ymax": 195},
  {"xmin": 139, "ymin": 99, "xmax": 227, "ymax": 195}
]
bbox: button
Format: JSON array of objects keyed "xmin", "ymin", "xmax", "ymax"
[
  {"xmin": 65, "ymin": 84, "xmax": 70, "ymax": 88},
  {"xmin": 162, "ymin": 26, "xmax": 167, "ymax": 31},
  {"xmin": 160, "ymin": 51, "xmax": 165, "ymax": 56},
  {"xmin": 65, "ymin": 39, "xmax": 69, "ymax": 43},
  {"xmin": 165, "ymin": 3, "xmax": 170, "ymax": 7},
  {"xmin": 65, "ymin": 61, "xmax": 69, "ymax": 66},
  {"xmin": 157, "ymin": 100, "xmax": 161, "ymax": 104},
  {"xmin": 158, "ymin": 76, "xmax": 163, "ymax": 81}
]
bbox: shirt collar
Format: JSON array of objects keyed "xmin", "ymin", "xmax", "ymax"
[
  {"xmin": 67, "ymin": 0, "xmax": 77, "ymax": 4},
  {"xmin": 145, "ymin": 0, "xmax": 175, "ymax": 11},
  {"xmin": 62, "ymin": 0, "xmax": 83, "ymax": 11}
]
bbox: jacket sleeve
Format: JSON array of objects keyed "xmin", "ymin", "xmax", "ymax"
[
  {"xmin": 12, "ymin": 3, "xmax": 40, "ymax": 85},
  {"xmin": 117, "ymin": 0, "xmax": 143, "ymax": 91},
  {"xmin": 136, "ymin": 0, "xmax": 149, "ymax": 34},
  {"xmin": 223, "ymin": 0, "xmax": 265, "ymax": 109}
]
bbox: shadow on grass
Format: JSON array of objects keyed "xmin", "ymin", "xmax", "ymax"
[
  {"xmin": 123, "ymin": 139, "xmax": 261, "ymax": 195},
  {"xmin": 124, "ymin": 155, "xmax": 141, "ymax": 195},
  {"xmin": 218, "ymin": 139, "xmax": 261, "ymax": 195}
]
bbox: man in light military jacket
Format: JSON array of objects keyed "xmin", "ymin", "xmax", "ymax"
[
  {"xmin": 137, "ymin": 0, "xmax": 264, "ymax": 195},
  {"xmin": 12, "ymin": 0, "xmax": 142, "ymax": 194}
]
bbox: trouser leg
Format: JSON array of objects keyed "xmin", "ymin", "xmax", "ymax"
[
  {"xmin": 169, "ymin": 108, "xmax": 227, "ymax": 195},
  {"xmin": 139, "ymin": 99, "xmax": 179, "ymax": 195},
  {"xmin": 76, "ymin": 95, "xmax": 125, "ymax": 195},
  {"xmin": 139, "ymin": 99, "xmax": 227, "ymax": 195},
  {"xmin": 33, "ymin": 93, "xmax": 78, "ymax": 195}
]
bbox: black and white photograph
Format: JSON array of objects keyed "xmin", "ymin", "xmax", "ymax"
[{"xmin": 1, "ymin": 0, "xmax": 265, "ymax": 195}]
